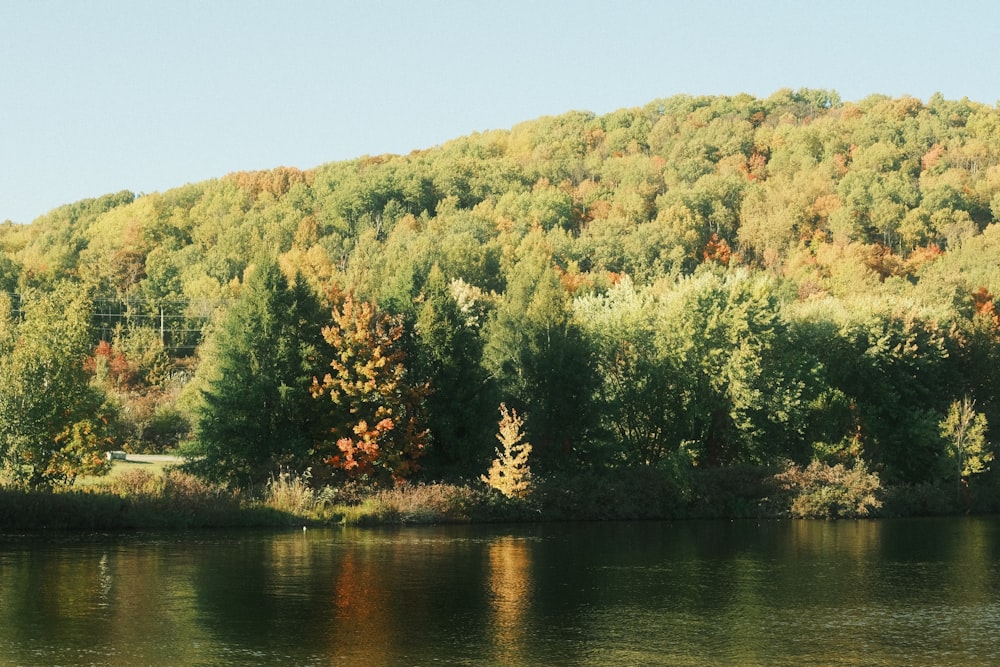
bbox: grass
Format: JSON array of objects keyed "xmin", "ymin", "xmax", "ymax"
[
  {"xmin": 1, "ymin": 462, "xmax": 501, "ymax": 531},
  {"xmin": 75, "ymin": 458, "xmax": 176, "ymax": 488},
  {"xmin": 0, "ymin": 458, "xmax": 289, "ymax": 531}
]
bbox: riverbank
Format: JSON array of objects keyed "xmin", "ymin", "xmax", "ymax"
[{"xmin": 2, "ymin": 460, "xmax": 998, "ymax": 532}]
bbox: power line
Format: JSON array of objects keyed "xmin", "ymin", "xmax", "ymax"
[{"xmin": 5, "ymin": 293, "xmax": 231, "ymax": 353}]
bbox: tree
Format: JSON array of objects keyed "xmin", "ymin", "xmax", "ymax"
[
  {"xmin": 0, "ymin": 284, "xmax": 114, "ymax": 487},
  {"xmin": 413, "ymin": 263, "xmax": 497, "ymax": 475},
  {"xmin": 311, "ymin": 289, "xmax": 430, "ymax": 484},
  {"xmin": 186, "ymin": 257, "xmax": 327, "ymax": 489},
  {"xmin": 790, "ymin": 295, "xmax": 957, "ymax": 483},
  {"xmin": 940, "ymin": 396, "xmax": 992, "ymax": 500},
  {"xmin": 574, "ymin": 278, "xmax": 690, "ymax": 468},
  {"xmin": 654, "ymin": 269, "xmax": 809, "ymax": 467},
  {"xmin": 484, "ymin": 232, "xmax": 597, "ymax": 464},
  {"xmin": 481, "ymin": 403, "xmax": 533, "ymax": 499}
]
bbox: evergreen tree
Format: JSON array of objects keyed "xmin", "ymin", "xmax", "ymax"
[
  {"xmin": 413, "ymin": 263, "xmax": 497, "ymax": 475},
  {"xmin": 186, "ymin": 256, "xmax": 326, "ymax": 489}
]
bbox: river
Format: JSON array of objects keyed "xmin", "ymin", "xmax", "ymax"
[{"xmin": 1, "ymin": 518, "xmax": 998, "ymax": 666}]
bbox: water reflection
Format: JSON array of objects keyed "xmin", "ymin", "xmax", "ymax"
[
  {"xmin": 487, "ymin": 536, "xmax": 533, "ymax": 664},
  {"xmin": 1, "ymin": 519, "xmax": 1000, "ymax": 666}
]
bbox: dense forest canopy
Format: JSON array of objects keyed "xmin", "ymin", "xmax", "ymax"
[{"xmin": 2, "ymin": 89, "xmax": 999, "ymax": 508}]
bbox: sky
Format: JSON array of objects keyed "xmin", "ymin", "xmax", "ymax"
[{"xmin": 2, "ymin": 1, "xmax": 999, "ymax": 224}]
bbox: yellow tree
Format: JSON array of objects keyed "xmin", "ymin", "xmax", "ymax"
[
  {"xmin": 940, "ymin": 396, "xmax": 992, "ymax": 501},
  {"xmin": 311, "ymin": 289, "xmax": 429, "ymax": 484},
  {"xmin": 481, "ymin": 404, "xmax": 533, "ymax": 499}
]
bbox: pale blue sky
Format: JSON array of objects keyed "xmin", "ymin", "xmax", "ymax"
[{"xmin": 2, "ymin": 1, "xmax": 998, "ymax": 224}]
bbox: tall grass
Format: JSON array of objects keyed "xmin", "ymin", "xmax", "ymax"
[
  {"xmin": 337, "ymin": 482, "xmax": 477, "ymax": 525},
  {"xmin": 1, "ymin": 467, "xmax": 288, "ymax": 531},
  {"xmin": 6, "ymin": 457, "xmax": 988, "ymax": 531},
  {"xmin": 265, "ymin": 469, "xmax": 326, "ymax": 517}
]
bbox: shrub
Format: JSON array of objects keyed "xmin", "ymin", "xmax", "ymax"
[
  {"xmin": 774, "ymin": 459, "xmax": 883, "ymax": 519},
  {"xmin": 687, "ymin": 464, "xmax": 779, "ymax": 518},
  {"xmin": 157, "ymin": 469, "xmax": 242, "ymax": 522},
  {"xmin": 539, "ymin": 467, "xmax": 685, "ymax": 520},
  {"xmin": 880, "ymin": 482, "xmax": 954, "ymax": 516},
  {"xmin": 142, "ymin": 404, "xmax": 190, "ymax": 453},
  {"xmin": 337, "ymin": 483, "xmax": 477, "ymax": 525}
]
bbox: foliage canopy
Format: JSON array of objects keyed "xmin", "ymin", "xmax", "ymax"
[{"xmin": 3, "ymin": 90, "xmax": 1000, "ymax": 503}]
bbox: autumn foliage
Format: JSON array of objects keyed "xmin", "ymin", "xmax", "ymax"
[
  {"xmin": 5, "ymin": 91, "xmax": 1000, "ymax": 513},
  {"xmin": 481, "ymin": 404, "xmax": 533, "ymax": 499},
  {"xmin": 311, "ymin": 289, "xmax": 429, "ymax": 483}
]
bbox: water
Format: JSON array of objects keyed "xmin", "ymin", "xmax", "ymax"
[{"xmin": 1, "ymin": 518, "xmax": 999, "ymax": 666}]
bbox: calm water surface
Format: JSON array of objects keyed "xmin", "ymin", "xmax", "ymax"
[{"xmin": 1, "ymin": 518, "xmax": 999, "ymax": 666}]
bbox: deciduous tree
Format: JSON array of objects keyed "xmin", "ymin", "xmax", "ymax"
[
  {"xmin": 481, "ymin": 403, "xmax": 533, "ymax": 499},
  {"xmin": 940, "ymin": 396, "xmax": 992, "ymax": 500},
  {"xmin": 0, "ymin": 284, "xmax": 114, "ymax": 487},
  {"xmin": 311, "ymin": 289, "xmax": 430, "ymax": 484}
]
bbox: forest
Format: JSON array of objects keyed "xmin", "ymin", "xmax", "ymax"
[{"xmin": 2, "ymin": 89, "xmax": 1000, "ymax": 520}]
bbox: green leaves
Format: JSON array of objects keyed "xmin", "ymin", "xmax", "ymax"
[
  {"xmin": 187, "ymin": 257, "xmax": 327, "ymax": 488},
  {"xmin": 484, "ymin": 233, "xmax": 597, "ymax": 462},
  {"xmin": 940, "ymin": 396, "xmax": 992, "ymax": 480},
  {"xmin": 576, "ymin": 270, "xmax": 810, "ymax": 469},
  {"xmin": 0, "ymin": 284, "xmax": 113, "ymax": 487}
]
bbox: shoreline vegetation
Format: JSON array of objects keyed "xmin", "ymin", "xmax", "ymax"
[
  {"xmin": 3, "ymin": 91, "xmax": 1000, "ymax": 529},
  {"xmin": 2, "ymin": 457, "xmax": 995, "ymax": 532}
]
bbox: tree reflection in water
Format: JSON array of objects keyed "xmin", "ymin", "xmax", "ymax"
[{"xmin": 487, "ymin": 535, "xmax": 533, "ymax": 665}]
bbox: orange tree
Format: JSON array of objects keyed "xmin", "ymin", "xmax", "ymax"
[{"xmin": 311, "ymin": 289, "xmax": 430, "ymax": 484}]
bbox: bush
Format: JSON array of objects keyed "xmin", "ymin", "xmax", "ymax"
[
  {"xmin": 539, "ymin": 467, "xmax": 686, "ymax": 520},
  {"xmin": 687, "ymin": 464, "xmax": 779, "ymax": 518},
  {"xmin": 774, "ymin": 459, "xmax": 883, "ymax": 519},
  {"xmin": 359, "ymin": 483, "xmax": 476, "ymax": 524},
  {"xmin": 151, "ymin": 469, "xmax": 245, "ymax": 524},
  {"xmin": 880, "ymin": 482, "xmax": 954, "ymax": 516},
  {"xmin": 107, "ymin": 468, "xmax": 162, "ymax": 496},
  {"xmin": 142, "ymin": 404, "xmax": 190, "ymax": 453}
]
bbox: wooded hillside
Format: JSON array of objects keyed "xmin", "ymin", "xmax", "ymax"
[{"xmin": 2, "ymin": 89, "xmax": 998, "ymax": 512}]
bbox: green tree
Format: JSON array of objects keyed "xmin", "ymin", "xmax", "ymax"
[
  {"xmin": 0, "ymin": 284, "xmax": 114, "ymax": 487},
  {"xmin": 575, "ymin": 278, "xmax": 690, "ymax": 469},
  {"xmin": 940, "ymin": 395, "xmax": 992, "ymax": 500},
  {"xmin": 655, "ymin": 269, "xmax": 809, "ymax": 466},
  {"xmin": 413, "ymin": 263, "xmax": 496, "ymax": 475},
  {"xmin": 484, "ymin": 233, "xmax": 597, "ymax": 464},
  {"xmin": 790, "ymin": 295, "xmax": 957, "ymax": 483},
  {"xmin": 186, "ymin": 257, "xmax": 327, "ymax": 489}
]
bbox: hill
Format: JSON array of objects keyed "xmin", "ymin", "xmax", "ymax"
[{"xmin": 1, "ymin": 89, "xmax": 999, "ymax": 516}]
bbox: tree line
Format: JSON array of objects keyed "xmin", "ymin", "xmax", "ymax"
[{"xmin": 0, "ymin": 89, "xmax": 998, "ymax": 511}]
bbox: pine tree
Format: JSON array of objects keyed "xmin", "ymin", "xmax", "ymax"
[
  {"xmin": 414, "ymin": 263, "xmax": 496, "ymax": 474},
  {"xmin": 187, "ymin": 256, "xmax": 327, "ymax": 488},
  {"xmin": 484, "ymin": 232, "xmax": 596, "ymax": 463}
]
